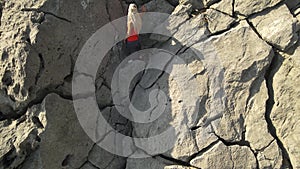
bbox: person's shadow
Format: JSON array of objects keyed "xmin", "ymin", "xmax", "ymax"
[{"xmin": 93, "ymin": 11, "xmax": 225, "ymax": 166}]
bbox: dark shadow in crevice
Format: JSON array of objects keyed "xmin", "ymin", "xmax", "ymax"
[{"xmin": 264, "ymin": 51, "xmax": 293, "ymax": 169}]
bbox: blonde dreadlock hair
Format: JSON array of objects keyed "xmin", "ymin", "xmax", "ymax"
[{"xmin": 127, "ymin": 3, "xmax": 142, "ymax": 36}]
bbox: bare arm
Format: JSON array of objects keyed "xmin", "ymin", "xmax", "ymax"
[
  {"xmin": 139, "ymin": 5, "xmax": 147, "ymax": 17},
  {"xmin": 127, "ymin": 22, "xmax": 133, "ymax": 36}
]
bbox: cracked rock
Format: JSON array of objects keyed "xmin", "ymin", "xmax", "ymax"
[
  {"xmin": 1, "ymin": 0, "xmax": 299, "ymax": 168},
  {"xmin": 0, "ymin": 104, "xmax": 44, "ymax": 169},
  {"xmin": 272, "ymin": 44, "xmax": 300, "ymax": 168},
  {"xmin": 172, "ymin": 13, "xmax": 209, "ymax": 46},
  {"xmin": 80, "ymin": 162, "xmax": 98, "ymax": 169},
  {"xmin": 205, "ymin": 9, "xmax": 236, "ymax": 34},
  {"xmin": 190, "ymin": 141, "xmax": 257, "ymax": 168},
  {"xmin": 210, "ymin": 0, "xmax": 233, "ymax": 16},
  {"xmin": 194, "ymin": 125, "xmax": 218, "ymax": 152},
  {"xmin": 129, "ymin": 49, "xmax": 208, "ymax": 160},
  {"xmin": 245, "ymin": 81, "xmax": 275, "ymax": 151},
  {"xmin": 150, "ymin": 3, "xmax": 194, "ymax": 42},
  {"xmin": 179, "ymin": 0, "xmax": 204, "ymax": 9},
  {"xmin": 125, "ymin": 156, "xmax": 174, "ymax": 169},
  {"xmin": 37, "ymin": 94, "xmax": 94, "ymax": 169},
  {"xmin": 0, "ymin": 90, "xmax": 16, "ymax": 119},
  {"xmin": 249, "ymin": 4, "xmax": 300, "ymax": 51},
  {"xmin": 144, "ymin": 0, "xmax": 175, "ymax": 13},
  {"xmin": 257, "ymin": 140, "xmax": 283, "ymax": 169},
  {"xmin": 0, "ymin": 0, "xmax": 46, "ymax": 104},
  {"xmin": 235, "ymin": 0, "xmax": 282, "ymax": 16},
  {"xmin": 164, "ymin": 165, "xmax": 198, "ymax": 169},
  {"xmin": 194, "ymin": 21, "xmax": 274, "ymax": 142},
  {"xmin": 88, "ymin": 144, "xmax": 127, "ymax": 169},
  {"xmin": 244, "ymin": 80, "xmax": 283, "ymax": 168}
]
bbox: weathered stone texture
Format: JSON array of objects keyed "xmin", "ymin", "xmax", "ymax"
[
  {"xmin": 250, "ymin": 4, "xmax": 299, "ymax": 51},
  {"xmin": 1, "ymin": 0, "xmax": 299, "ymax": 169},
  {"xmin": 272, "ymin": 46, "xmax": 300, "ymax": 168}
]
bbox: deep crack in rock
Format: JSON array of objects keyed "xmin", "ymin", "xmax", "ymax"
[
  {"xmin": 21, "ymin": 8, "xmax": 72, "ymax": 23},
  {"xmin": 264, "ymin": 50, "xmax": 293, "ymax": 168}
]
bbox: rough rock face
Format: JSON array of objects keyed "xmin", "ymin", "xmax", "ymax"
[
  {"xmin": 234, "ymin": 0, "xmax": 282, "ymax": 16},
  {"xmin": 0, "ymin": 0, "xmax": 300, "ymax": 169},
  {"xmin": 211, "ymin": 0, "xmax": 233, "ymax": 16},
  {"xmin": 24, "ymin": 94, "xmax": 94, "ymax": 169},
  {"xmin": 249, "ymin": 4, "xmax": 299, "ymax": 51},
  {"xmin": 205, "ymin": 9, "xmax": 236, "ymax": 34},
  {"xmin": 271, "ymin": 44, "xmax": 300, "ymax": 168},
  {"xmin": 190, "ymin": 142, "xmax": 257, "ymax": 168}
]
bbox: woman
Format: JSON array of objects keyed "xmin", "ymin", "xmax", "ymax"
[{"xmin": 126, "ymin": 3, "xmax": 146, "ymax": 55}]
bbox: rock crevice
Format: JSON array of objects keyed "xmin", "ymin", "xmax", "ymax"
[
  {"xmin": 21, "ymin": 8, "xmax": 72, "ymax": 23},
  {"xmin": 0, "ymin": 0, "xmax": 299, "ymax": 169},
  {"xmin": 264, "ymin": 51, "xmax": 293, "ymax": 168}
]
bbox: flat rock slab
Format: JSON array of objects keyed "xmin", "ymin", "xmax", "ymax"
[
  {"xmin": 250, "ymin": 4, "xmax": 299, "ymax": 51},
  {"xmin": 272, "ymin": 46, "xmax": 300, "ymax": 168},
  {"xmin": 210, "ymin": 0, "xmax": 233, "ymax": 16},
  {"xmin": 190, "ymin": 141, "xmax": 257, "ymax": 168},
  {"xmin": 205, "ymin": 9, "xmax": 236, "ymax": 34},
  {"xmin": 125, "ymin": 157, "xmax": 172, "ymax": 169},
  {"xmin": 235, "ymin": 0, "xmax": 282, "ymax": 16},
  {"xmin": 37, "ymin": 94, "xmax": 94, "ymax": 169},
  {"xmin": 193, "ymin": 21, "xmax": 273, "ymax": 142}
]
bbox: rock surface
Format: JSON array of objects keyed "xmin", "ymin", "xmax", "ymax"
[
  {"xmin": 190, "ymin": 142, "xmax": 257, "ymax": 168},
  {"xmin": 205, "ymin": 9, "xmax": 236, "ymax": 34},
  {"xmin": 272, "ymin": 45, "xmax": 300, "ymax": 168},
  {"xmin": 179, "ymin": 0, "xmax": 204, "ymax": 9},
  {"xmin": 250, "ymin": 4, "xmax": 299, "ymax": 51},
  {"xmin": 210, "ymin": 0, "xmax": 233, "ymax": 16},
  {"xmin": 88, "ymin": 144, "xmax": 127, "ymax": 169},
  {"xmin": 144, "ymin": 0, "xmax": 175, "ymax": 13},
  {"xmin": 164, "ymin": 165, "xmax": 198, "ymax": 169},
  {"xmin": 36, "ymin": 94, "xmax": 94, "ymax": 169},
  {"xmin": 0, "ymin": 0, "xmax": 300, "ymax": 169},
  {"xmin": 235, "ymin": 0, "xmax": 282, "ymax": 16}
]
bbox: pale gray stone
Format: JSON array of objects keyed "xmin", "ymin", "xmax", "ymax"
[
  {"xmin": 125, "ymin": 157, "xmax": 172, "ymax": 169},
  {"xmin": 205, "ymin": 9, "xmax": 236, "ymax": 34},
  {"xmin": 96, "ymin": 84, "xmax": 112, "ymax": 108},
  {"xmin": 0, "ymin": 0, "xmax": 298, "ymax": 168},
  {"xmin": 150, "ymin": 3, "xmax": 191, "ymax": 42},
  {"xmin": 210, "ymin": 0, "xmax": 233, "ymax": 16},
  {"xmin": 245, "ymin": 82, "xmax": 275, "ymax": 151},
  {"xmin": 129, "ymin": 49, "xmax": 208, "ymax": 160},
  {"xmin": 235, "ymin": 0, "xmax": 282, "ymax": 16},
  {"xmin": 80, "ymin": 162, "xmax": 98, "ymax": 169},
  {"xmin": 250, "ymin": 4, "xmax": 299, "ymax": 51},
  {"xmin": 37, "ymin": 94, "xmax": 94, "ymax": 169},
  {"xmin": 172, "ymin": 13, "xmax": 209, "ymax": 46},
  {"xmin": 190, "ymin": 142, "xmax": 257, "ymax": 168},
  {"xmin": 0, "ymin": 105, "xmax": 44, "ymax": 168},
  {"xmin": 257, "ymin": 140, "xmax": 283, "ymax": 169},
  {"xmin": 193, "ymin": 21, "xmax": 274, "ymax": 142},
  {"xmin": 88, "ymin": 145, "xmax": 126, "ymax": 169},
  {"xmin": 272, "ymin": 46, "xmax": 300, "ymax": 168},
  {"xmin": 244, "ymin": 82, "xmax": 283, "ymax": 167},
  {"xmin": 164, "ymin": 166, "xmax": 198, "ymax": 169}
]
